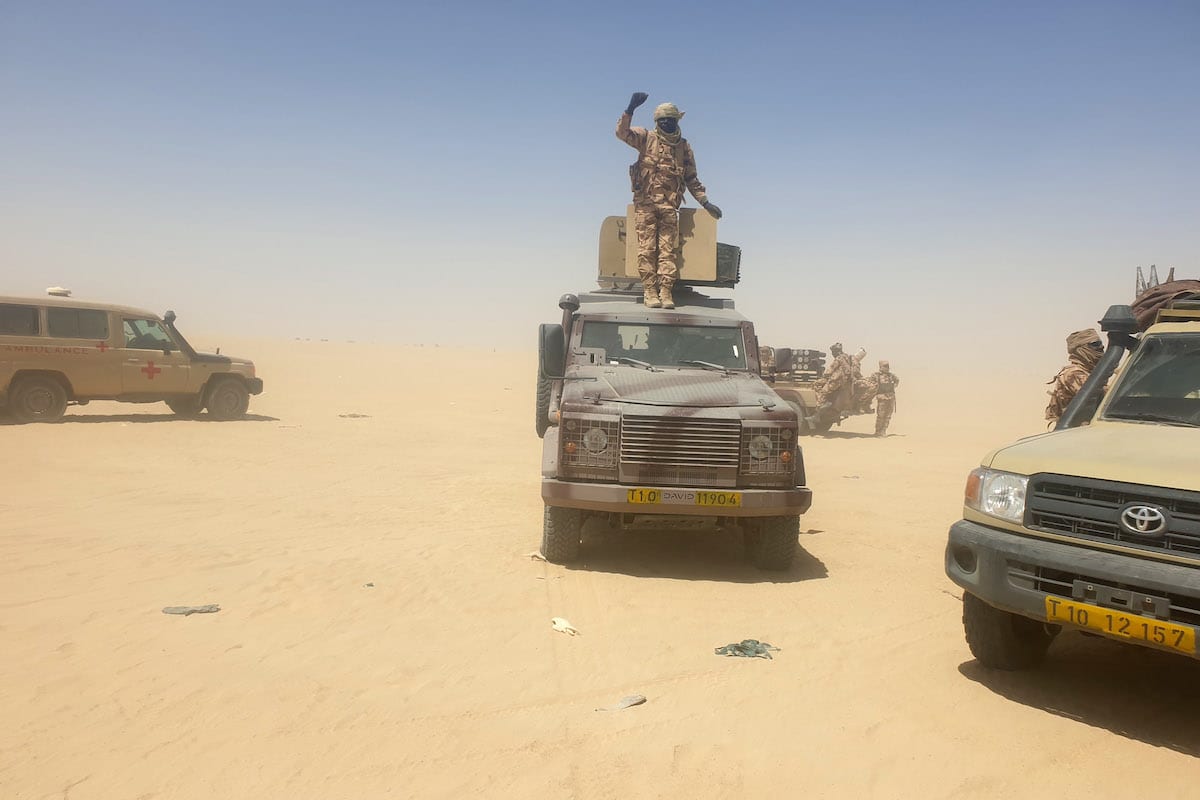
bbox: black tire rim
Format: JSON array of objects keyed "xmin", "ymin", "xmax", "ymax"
[{"xmin": 25, "ymin": 387, "xmax": 56, "ymax": 415}]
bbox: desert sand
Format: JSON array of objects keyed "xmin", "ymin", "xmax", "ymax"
[{"xmin": 2, "ymin": 339, "xmax": 1198, "ymax": 799}]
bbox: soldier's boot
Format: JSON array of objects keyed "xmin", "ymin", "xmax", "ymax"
[
  {"xmin": 642, "ymin": 276, "xmax": 662, "ymax": 308},
  {"xmin": 658, "ymin": 280, "xmax": 676, "ymax": 309}
]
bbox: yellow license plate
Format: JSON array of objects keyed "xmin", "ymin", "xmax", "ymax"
[
  {"xmin": 626, "ymin": 488, "xmax": 742, "ymax": 507},
  {"xmin": 1045, "ymin": 597, "xmax": 1196, "ymax": 654}
]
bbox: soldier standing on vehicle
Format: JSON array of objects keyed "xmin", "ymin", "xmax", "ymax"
[
  {"xmin": 617, "ymin": 92, "xmax": 722, "ymax": 311},
  {"xmin": 1045, "ymin": 328, "xmax": 1104, "ymax": 424},
  {"xmin": 869, "ymin": 360, "xmax": 900, "ymax": 437}
]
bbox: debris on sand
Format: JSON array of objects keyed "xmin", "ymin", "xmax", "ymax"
[
  {"xmin": 714, "ymin": 639, "xmax": 779, "ymax": 659},
  {"xmin": 551, "ymin": 617, "xmax": 579, "ymax": 636},
  {"xmin": 527, "ymin": 551, "xmax": 547, "ymax": 562},
  {"xmin": 338, "ymin": 413, "xmax": 371, "ymax": 419},
  {"xmin": 162, "ymin": 605, "xmax": 220, "ymax": 616},
  {"xmin": 596, "ymin": 694, "xmax": 646, "ymax": 712}
]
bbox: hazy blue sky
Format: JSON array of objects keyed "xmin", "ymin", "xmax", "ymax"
[{"xmin": 3, "ymin": 1, "xmax": 1197, "ymax": 370}]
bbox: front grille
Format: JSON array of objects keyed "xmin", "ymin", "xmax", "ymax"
[
  {"xmin": 1027, "ymin": 475, "xmax": 1200, "ymax": 559},
  {"xmin": 620, "ymin": 416, "xmax": 740, "ymax": 488},
  {"xmin": 1007, "ymin": 563, "xmax": 1200, "ymax": 627}
]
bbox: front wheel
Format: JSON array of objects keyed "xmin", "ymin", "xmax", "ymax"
[
  {"xmin": 205, "ymin": 379, "xmax": 250, "ymax": 420},
  {"xmin": 541, "ymin": 505, "xmax": 583, "ymax": 564},
  {"xmin": 962, "ymin": 592, "xmax": 1056, "ymax": 670},
  {"xmin": 9, "ymin": 376, "xmax": 68, "ymax": 423},
  {"xmin": 744, "ymin": 515, "xmax": 799, "ymax": 570}
]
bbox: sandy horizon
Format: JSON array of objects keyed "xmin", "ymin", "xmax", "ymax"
[{"xmin": 3, "ymin": 338, "xmax": 1198, "ymax": 799}]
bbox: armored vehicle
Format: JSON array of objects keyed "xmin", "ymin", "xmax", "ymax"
[
  {"xmin": 946, "ymin": 294, "xmax": 1200, "ymax": 668},
  {"xmin": 536, "ymin": 217, "xmax": 812, "ymax": 570},
  {"xmin": 0, "ymin": 293, "xmax": 263, "ymax": 423}
]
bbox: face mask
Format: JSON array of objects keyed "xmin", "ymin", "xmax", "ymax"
[{"xmin": 657, "ymin": 118, "xmax": 678, "ymax": 135}]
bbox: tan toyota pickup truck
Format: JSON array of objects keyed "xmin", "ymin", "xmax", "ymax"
[{"xmin": 0, "ymin": 293, "xmax": 263, "ymax": 422}]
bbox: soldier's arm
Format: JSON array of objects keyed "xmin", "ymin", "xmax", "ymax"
[
  {"xmin": 893, "ymin": 375, "xmax": 900, "ymax": 388},
  {"xmin": 616, "ymin": 113, "xmax": 647, "ymax": 150},
  {"xmin": 681, "ymin": 142, "xmax": 709, "ymax": 204}
]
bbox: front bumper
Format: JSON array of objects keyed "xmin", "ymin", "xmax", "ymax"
[
  {"xmin": 542, "ymin": 479, "xmax": 812, "ymax": 517},
  {"xmin": 246, "ymin": 378, "xmax": 264, "ymax": 395},
  {"xmin": 946, "ymin": 519, "xmax": 1200, "ymax": 655}
]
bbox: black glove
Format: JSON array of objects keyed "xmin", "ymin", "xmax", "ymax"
[
  {"xmin": 626, "ymin": 92, "xmax": 649, "ymax": 115},
  {"xmin": 703, "ymin": 201, "xmax": 723, "ymax": 220}
]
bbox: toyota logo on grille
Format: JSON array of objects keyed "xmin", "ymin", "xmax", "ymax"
[{"xmin": 1119, "ymin": 504, "xmax": 1168, "ymax": 537}]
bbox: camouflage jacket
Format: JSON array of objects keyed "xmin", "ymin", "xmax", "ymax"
[
  {"xmin": 869, "ymin": 371, "xmax": 900, "ymax": 397},
  {"xmin": 617, "ymin": 113, "xmax": 708, "ymax": 209},
  {"xmin": 823, "ymin": 353, "xmax": 854, "ymax": 391},
  {"xmin": 1044, "ymin": 359, "xmax": 1092, "ymax": 422}
]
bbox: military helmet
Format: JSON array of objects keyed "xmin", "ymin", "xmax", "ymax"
[
  {"xmin": 653, "ymin": 102, "xmax": 684, "ymax": 120},
  {"xmin": 830, "ymin": 342, "xmax": 844, "ymax": 355}
]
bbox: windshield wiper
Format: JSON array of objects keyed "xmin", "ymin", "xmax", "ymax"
[
  {"xmin": 617, "ymin": 356, "xmax": 659, "ymax": 372},
  {"xmin": 678, "ymin": 359, "xmax": 731, "ymax": 375},
  {"xmin": 1106, "ymin": 411, "xmax": 1200, "ymax": 427}
]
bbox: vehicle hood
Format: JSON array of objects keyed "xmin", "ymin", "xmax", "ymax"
[
  {"xmin": 563, "ymin": 366, "xmax": 784, "ymax": 411},
  {"xmin": 985, "ymin": 420, "xmax": 1200, "ymax": 491}
]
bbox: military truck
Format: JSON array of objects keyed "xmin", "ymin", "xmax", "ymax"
[
  {"xmin": 945, "ymin": 294, "xmax": 1200, "ymax": 668},
  {"xmin": 535, "ymin": 212, "xmax": 813, "ymax": 570},
  {"xmin": 763, "ymin": 345, "xmax": 872, "ymax": 434}
]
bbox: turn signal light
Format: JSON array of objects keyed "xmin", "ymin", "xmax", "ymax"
[
  {"xmin": 780, "ymin": 450, "xmax": 793, "ymax": 463},
  {"xmin": 564, "ymin": 441, "xmax": 577, "ymax": 455}
]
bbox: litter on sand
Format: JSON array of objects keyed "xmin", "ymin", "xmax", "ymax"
[
  {"xmin": 596, "ymin": 694, "xmax": 646, "ymax": 712},
  {"xmin": 714, "ymin": 639, "xmax": 779, "ymax": 659},
  {"xmin": 551, "ymin": 617, "xmax": 580, "ymax": 636},
  {"xmin": 162, "ymin": 605, "xmax": 220, "ymax": 616},
  {"xmin": 527, "ymin": 551, "xmax": 547, "ymax": 562}
]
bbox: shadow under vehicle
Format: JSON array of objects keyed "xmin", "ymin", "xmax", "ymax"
[{"xmin": 946, "ymin": 293, "xmax": 1200, "ymax": 670}]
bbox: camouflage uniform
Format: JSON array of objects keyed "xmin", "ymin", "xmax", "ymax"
[
  {"xmin": 616, "ymin": 111, "xmax": 709, "ymax": 295},
  {"xmin": 868, "ymin": 361, "xmax": 900, "ymax": 437},
  {"xmin": 1045, "ymin": 329, "xmax": 1103, "ymax": 424},
  {"xmin": 816, "ymin": 344, "xmax": 854, "ymax": 405}
]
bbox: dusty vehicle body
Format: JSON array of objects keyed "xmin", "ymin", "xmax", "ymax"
[
  {"xmin": 946, "ymin": 296, "xmax": 1200, "ymax": 669},
  {"xmin": 537, "ymin": 288, "xmax": 813, "ymax": 569},
  {"xmin": 0, "ymin": 294, "xmax": 263, "ymax": 422}
]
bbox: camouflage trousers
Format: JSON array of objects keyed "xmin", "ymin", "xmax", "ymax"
[
  {"xmin": 875, "ymin": 395, "xmax": 895, "ymax": 436},
  {"xmin": 634, "ymin": 203, "xmax": 679, "ymax": 286}
]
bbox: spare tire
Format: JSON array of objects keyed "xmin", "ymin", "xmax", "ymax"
[{"xmin": 535, "ymin": 374, "xmax": 551, "ymax": 438}]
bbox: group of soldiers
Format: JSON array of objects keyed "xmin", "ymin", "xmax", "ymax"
[{"xmin": 814, "ymin": 343, "xmax": 901, "ymax": 437}]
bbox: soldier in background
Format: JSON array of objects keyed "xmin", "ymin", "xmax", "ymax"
[
  {"xmin": 868, "ymin": 360, "xmax": 900, "ymax": 437},
  {"xmin": 617, "ymin": 92, "xmax": 722, "ymax": 311},
  {"xmin": 1045, "ymin": 329, "xmax": 1104, "ymax": 425},
  {"xmin": 815, "ymin": 342, "xmax": 854, "ymax": 405}
]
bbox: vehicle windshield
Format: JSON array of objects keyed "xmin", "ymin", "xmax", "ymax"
[
  {"xmin": 123, "ymin": 318, "xmax": 177, "ymax": 351},
  {"xmin": 1101, "ymin": 333, "xmax": 1200, "ymax": 427},
  {"xmin": 579, "ymin": 321, "xmax": 747, "ymax": 370}
]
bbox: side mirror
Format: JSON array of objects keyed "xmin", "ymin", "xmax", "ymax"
[
  {"xmin": 164, "ymin": 310, "xmax": 177, "ymax": 324},
  {"xmin": 539, "ymin": 323, "xmax": 566, "ymax": 379}
]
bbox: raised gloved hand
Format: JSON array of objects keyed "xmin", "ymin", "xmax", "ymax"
[
  {"xmin": 626, "ymin": 92, "xmax": 649, "ymax": 115},
  {"xmin": 703, "ymin": 201, "xmax": 723, "ymax": 220}
]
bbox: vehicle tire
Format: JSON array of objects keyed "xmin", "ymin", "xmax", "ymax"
[
  {"xmin": 205, "ymin": 379, "xmax": 250, "ymax": 420},
  {"xmin": 744, "ymin": 515, "xmax": 799, "ymax": 570},
  {"xmin": 962, "ymin": 592, "xmax": 1056, "ymax": 670},
  {"xmin": 535, "ymin": 374, "xmax": 551, "ymax": 439},
  {"xmin": 541, "ymin": 505, "xmax": 583, "ymax": 564},
  {"xmin": 9, "ymin": 376, "xmax": 68, "ymax": 423},
  {"xmin": 166, "ymin": 396, "xmax": 204, "ymax": 418}
]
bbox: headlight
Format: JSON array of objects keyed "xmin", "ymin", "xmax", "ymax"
[
  {"xmin": 965, "ymin": 467, "xmax": 1028, "ymax": 523},
  {"xmin": 583, "ymin": 426, "xmax": 609, "ymax": 454},
  {"xmin": 748, "ymin": 434, "xmax": 773, "ymax": 460}
]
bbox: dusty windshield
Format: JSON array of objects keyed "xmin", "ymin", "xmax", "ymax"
[
  {"xmin": 579, "ymin": 321, "xmax": 747, "ymax": 370},
  {"xmin": 1102, "ymin": 334, "xmax": 1200, "ymax": 427}
]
